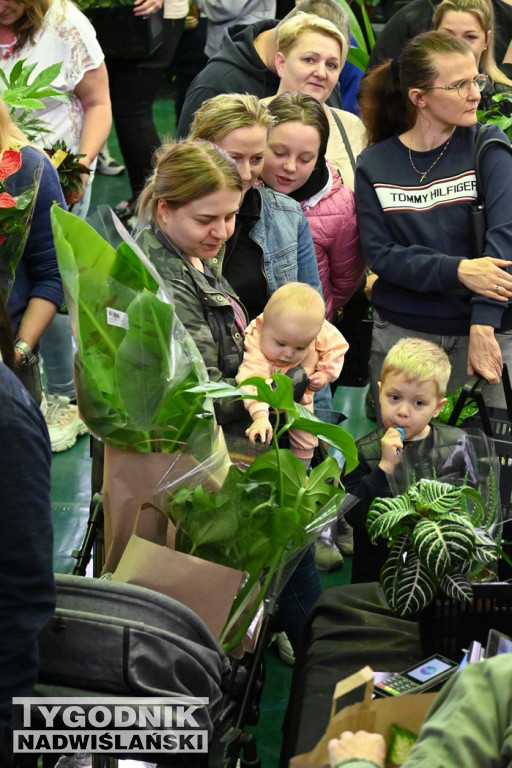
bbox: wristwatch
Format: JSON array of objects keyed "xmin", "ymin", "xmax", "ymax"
[{"xmin": 14, "ymin": 339, "xmax": 37, "ymax": 368}]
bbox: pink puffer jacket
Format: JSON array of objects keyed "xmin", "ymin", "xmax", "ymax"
[{"xmin": 301, "ymin": 160, "xmax": 365, "ymax": 321}]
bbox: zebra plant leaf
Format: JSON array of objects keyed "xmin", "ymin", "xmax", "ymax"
[
  {"xmin": 472, "ymin": 529, "xmax": 500, "ymax": 565},
  {"xmin": 367, "ymin": 494, "xmax": 416, "ymax": 540},
  {"xmin": 407, "ymin": 478, "xmax": 466, "ymax": 515},
  {"xmin": 382, "ymin": 544, "xmax": 437, "ymax": 617},
  {"xmin": 439, "ymin": 572, "xmax": 474, "ymax": 603},
  {"xmin": 367, "ymin": 508, "xmax": 415, "ymax": 543},
  {"xmin": 368, "ymin": 475, "xmax": 495, "ymax": 618},
  {"xmin": 412, "ymin": 515, "xmax": 476, "ymax": 578}
]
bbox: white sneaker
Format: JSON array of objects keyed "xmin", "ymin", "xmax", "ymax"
[
  {"xmin": 314, "ymin": 540, "xmax": 344, "ymax": 571},
  {"xmin": 271, "ymin": 632, "xmax": 295, "ymax": 666},
  {"xmin": 97, "ymin": 145, "xmax": 125, "ymax": 176},
  {"xmin": 43, "ymin": 394, "xmax": 88, "ymax": 453}
]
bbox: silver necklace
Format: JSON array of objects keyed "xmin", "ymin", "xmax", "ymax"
[{"xmin": 408, "ymin": 136, "xmax": 452, "ymax": 183}]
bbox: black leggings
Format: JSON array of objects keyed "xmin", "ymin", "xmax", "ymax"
[{"xmin": 106, "ymin": 17, "xmax": 185, "ymax": 201}]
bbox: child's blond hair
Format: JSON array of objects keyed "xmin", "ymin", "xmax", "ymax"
[
  {"xmin": 380, "ymin": 338, "xmax": 451, "ymax": 396},
  {"xmin": 264, "ymin": 282, "xmax": 325, "ymax": 326}
]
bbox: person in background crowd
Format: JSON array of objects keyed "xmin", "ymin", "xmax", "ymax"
[
  {"xmin": 262, "ymin": 91, "xmax": 364, "ymax": 322},
  {"xmin": 0, "ymin": 0, "xmax": 111, "ymax": 450},
  {"xmin": 0, "ymin": 97, "xmax": 69, "ymax": 456},
  {"xmin": 367, "ymin": 0, "xmax": 512, "ymax": 81},
  {"xmin": 198, "ymin": 0, "xmax": 276, "ymax": 58},
  {"xmin": 176, "ymin": 0, "xmax": 347, "ymax": 137},
  {"xmin": 355, "ymin": 31, "xmax": 512, "ymax": 423},
  {"xmin": 109, "ymin": 0, "xmax": 187, "ymax": 227},
  {"xmin": 433, "ymin": 0, "xmax": 512, "ymax": 109},
  {"xmin": 261, "ymin": 13, "xmax": 366, "ymax": 189}
]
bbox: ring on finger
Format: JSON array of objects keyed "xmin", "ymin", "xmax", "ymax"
[{"xmin": 495, "ymin": 284, "xmax": 501, "ymax": 293}]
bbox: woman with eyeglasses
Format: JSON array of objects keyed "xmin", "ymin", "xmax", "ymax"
[{"xmin": 356, "ymin": 31, "xmax": 512, "ymax": 422}]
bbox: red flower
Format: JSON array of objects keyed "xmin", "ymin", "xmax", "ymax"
[
  {"xmin": 0, "ymin": 191, "xmax": 17, "ymax": 208},
  {"xmin": 0, "ymin": 150, "xmax": 22, "ymax": 181}
]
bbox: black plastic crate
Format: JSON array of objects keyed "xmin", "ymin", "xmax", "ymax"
[{"xmin": 419, "ymin": 582, "xmax": 512, "ymax": 658}]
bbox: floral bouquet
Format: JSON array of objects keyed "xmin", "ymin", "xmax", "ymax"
[
  {"xmin": 0, "ymin": 149, "xmax": 41, "ymax": 299},
  {"xmin": 1, "ymin": 60, "xmax": 89, "ymax": 203}
]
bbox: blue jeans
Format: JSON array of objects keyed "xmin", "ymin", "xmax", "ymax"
[
  {"xmin": 275, "ymin": 546, "xmax": 321, "ymax": 654},
  {"xmin": 39, "ymin": 313, "xmax": 75, "ymax": 400},
  {"xmin": 39, "ymin": 164, "xmax": 95, "ymax": 400},
  {"xmin": 370, "ymin": 310, "xmax": 512, "ymax": 424}
]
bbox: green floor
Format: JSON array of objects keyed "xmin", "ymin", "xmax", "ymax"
[{"xmin": 49, "ymin": 99, "xmax": 377, "ymax": 766}]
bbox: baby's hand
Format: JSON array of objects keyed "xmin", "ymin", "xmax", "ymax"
[
  {"xmin": 246, "ymin": 415, "xmax": 273, "ymax": 445},
  {"xmin": 308, "ymin": 371, "xmax": 329, "ymax": 392},
  {"xmin": 378, "ymin": 427, "xmax": 404, "ymax": 474},
  {"xmin": 328, "ymin": 731, "xmax": 386, "ymax": 768}
]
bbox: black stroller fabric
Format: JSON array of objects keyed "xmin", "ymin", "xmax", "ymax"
[{"xmin": 37, "ymin": 574, "xmax": 230, "ymax": 739}]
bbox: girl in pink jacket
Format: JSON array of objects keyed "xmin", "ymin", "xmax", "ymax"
[
  {"xmin": 237, "ymin": 283, "xmax": 348, "ymax": 464},
  {"xmin": 260, "ymin": 91, "xmax": 365, "ymax": 322}
]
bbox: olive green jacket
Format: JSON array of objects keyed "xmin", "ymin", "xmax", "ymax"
[{"xmin": 136, "ymin": 222, "xmax": 247, "ymax": 427}]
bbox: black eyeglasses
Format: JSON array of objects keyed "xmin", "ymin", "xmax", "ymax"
[{"xmin": 424, "ymin": 74, "xmax": 488, "ymax": 98}]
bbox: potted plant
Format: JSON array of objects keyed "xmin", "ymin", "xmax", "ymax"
[
  {"xmin": 366, "ymin": 475, "xmax": 502, "ymax": 617},
  {"xmin": 0, "ymin": 60, "xmax": 90, "ymax": 203},
  {"xmin": 167, "ymin": 373, "xmax": 358, "ymax": 652}
]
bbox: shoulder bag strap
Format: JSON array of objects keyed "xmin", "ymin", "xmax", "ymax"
[
  {"xmin": 474, "ymin": 124, "xmax": 512, "ymax": 201},
  {"xmin": 329, "ymin": 108, "xmax": 356, "ymax": 172}
]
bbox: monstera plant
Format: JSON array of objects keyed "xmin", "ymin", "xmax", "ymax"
[{"xmin": 367, "ymin": 476, "xmax": 501, "ymax": 617}]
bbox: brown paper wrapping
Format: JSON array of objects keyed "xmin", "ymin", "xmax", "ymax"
[
  {"xmin": 102, "ymin": 434, "xmax": 228, "ymax": 573},
  {"xmin": 111, "ymin": 503, "xmax": 244, "ymax": 642},
  {"xmin": 290, "ymin": 666, "xmax": 437, "ymax": 768}
]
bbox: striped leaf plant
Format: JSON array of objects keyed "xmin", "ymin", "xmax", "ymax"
[{"xmin": 367, "ymin": 476, "xmax": 501, "ymax": 617}]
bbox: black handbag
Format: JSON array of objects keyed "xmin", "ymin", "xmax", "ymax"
[{"xmin": 470, "ymin": 124, "xmax": 512, "ymax": 258}]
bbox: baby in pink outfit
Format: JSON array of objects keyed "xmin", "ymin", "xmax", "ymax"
[{"xmin": 237, "ymin": 282, "xmax": 348, "ymax": 463}]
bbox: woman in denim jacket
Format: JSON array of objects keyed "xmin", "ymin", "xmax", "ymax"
[{"xmin": 188, "ymin": 93, "xmax": 322, "ymax": 321}]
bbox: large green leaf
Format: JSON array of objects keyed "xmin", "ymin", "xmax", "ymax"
[
  {"xmin": 367, "ymin": 495, "xmax": 416, "ymax": 541},
  {"xmin": 239, "ymin": 372, "xmax": 297, "ymax": 412},
  {"xmin": 412, "ymin": 516, "xmax": 476, "ymax": 578},
  {"xmin": 51, "ymin": 205, "xmax": 216, "ymax": 454},
  {"xmin": 287, "ymin": 410, "xmax": 358, "ymax": 473}
]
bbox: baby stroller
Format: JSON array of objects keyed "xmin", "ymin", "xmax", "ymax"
[{"xmin": 22, "ymin": 573, "xmax": 268, "ymax": 768}]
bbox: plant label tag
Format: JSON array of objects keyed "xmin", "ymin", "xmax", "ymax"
[{"xmin": 107, "ymin": 307, "xmax": 129, "ymax": 330}]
